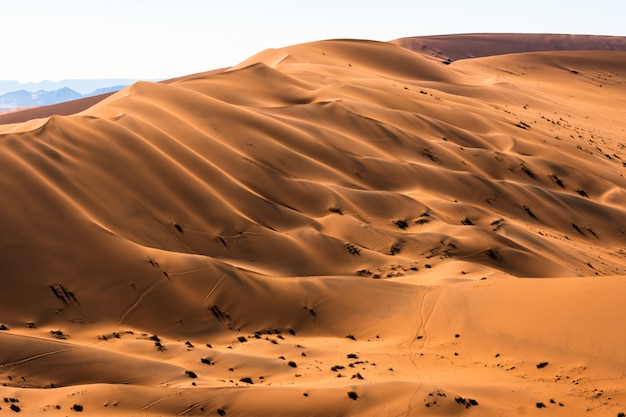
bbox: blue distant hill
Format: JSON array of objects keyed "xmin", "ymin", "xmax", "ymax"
[
  {"xmin": 0, "ymin": 79, "xmax": 142, "ymax": 96},
  {"xmin": 0, "ymin": 79, "xmax": 161, "ymax": 110}
]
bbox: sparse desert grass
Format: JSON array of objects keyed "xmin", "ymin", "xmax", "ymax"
[
  {"xmin": 548, "ymin": 173, "xmax": 564, "ymax": 188},
  {"xmin": 576, "ymin": 188, "xmax": 588, "ymax": 197},
  {"xmin": 520, "ymin": 164, "xmax": 536, "ymax": 178},
  {"xmin": 345, "ymin": 242, "xmax": 361, "ymax": 256},
  {"xmin": 455, "ymin": 396, "xmax": 479, "ymax": 408},
  {"xmin": 485, "ymin": 248, "xmax": 501, "ymax": 262},
  {"xmin": 393, "ymin": 219, "xmax": 409, "ymax": 229},
  {"xmin": 522, "ymin": 204, "xmax": 538, "ymax": 220}
]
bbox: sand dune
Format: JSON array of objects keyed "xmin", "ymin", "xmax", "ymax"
[
  {"xmin": 393, "ymin": 33, "xmax": 626, "ymax": 63},
  {"xmin": 0, "ymin": 37, "xmax": 625, "ymax": 415}
]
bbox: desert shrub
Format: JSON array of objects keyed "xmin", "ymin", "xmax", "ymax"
[
  {"xmin": 536, "ymin": 361, "xmax": 549, "ymax": 369},
  {"xmin": 455, "ymin": 396, "xmax": 478, "ymax": 408},
  {"xmin": 239, "ymin": 377, "xmax": 253, "ymax": 384},
  {"xmin": 288, "ymin": 361, "xmax": 297, "ymax": 368},
  {"xmin": 393, "ymin": 219, "xmax": 409, "ymax": 230},
  {"xmin": 522, "ymin": 205, "xmax": 538, "ymax": 220},
  {"xmin": 185, "ymin": 370, "xmax": 198, "ymax": 378},
  {"xmin": 571, "ymin": 223, "xmax": 585, "ymax": 235},
  {"xmin": 71, "ymin": 404, "xmax": 83, "ymax": 412},
  {"xmin": 536, "ymin": 402, "xmax": 546, "ymax": 408},
  {"xmin": 328, "ymin": 207, "xmax": 343, "ymax": 215},
  {"xmin": 520, "ymin": 164, "xmax": 535, "ymax": 178},
  {"xmin": 485, "ymin": 248, "xmax": 501, "ymax": 261},
  {"xmin": 461, "ymin": 217, "xmax": 473, "ymax": 225},
  {"xmin": 347, "ymin": 391, "xmax": 359, "ymax": 400},
  {"xmin": 345, "ymin": 243, "xmax": 361, "ymax": 256}
]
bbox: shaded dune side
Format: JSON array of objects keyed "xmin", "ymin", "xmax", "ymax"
[
  {"xmin": 0, "ymin": 39, "xmax": 626, "ymax": 415},
  {"xmin": 392, "ymin": 33, "xmax": 626, "ymax": 62}
]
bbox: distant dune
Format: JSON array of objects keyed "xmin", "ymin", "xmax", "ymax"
[
  {"xmin": 393, "ymin": 33, "xmax": 626, "ymax": 62},
  {"xmin": 0, "ymin": 35, "xmax": 625, "ymax": 416}
]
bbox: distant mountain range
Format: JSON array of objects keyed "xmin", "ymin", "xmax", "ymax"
[
  {"xmin": 0, "ymin": 85, "xmax": 128, "ymax": 110},
  {"xmin": 0, "ymin": 79, "xmax": 163, "ymax": 110},
  {"xmin": 0, "ymin": 79, "xmax": 146, "ymax": 96}
]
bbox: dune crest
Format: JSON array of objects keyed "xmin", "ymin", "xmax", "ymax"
[{"xmin": 0, "ymin": 38, "xmax": 625, "ymax": 415}]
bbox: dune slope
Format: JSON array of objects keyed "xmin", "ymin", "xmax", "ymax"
[{"xmin": 0, "ymin": 39, "xmax": 625, "ymax": 416}]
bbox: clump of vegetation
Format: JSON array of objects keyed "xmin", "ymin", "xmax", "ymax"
[
  {"xmin": 515, "ymin": 121, "xmax": 531, "ymax": 130},
  {"xmin": 576, "ymin": 188, "xmax": 588, "ymax": 197},
  {"xmin": 347, "ymin": 353, "xmax": 358, "ymax": 359},
  {"xmin": 10, "ymin": 404, "xmax": 21, "ymax": 412},
  {"xmin": 345, "ymin": 334, "xmax": 357, "ymax": 341},
  {"xmin": 331, "ymin": 365, "xmax": 345, "ymax": 372},
  {"xmin": 461, "ymin": 217, "xmax": 474, "ymax": 225},
  {"xmin": 390, "ymin": 242, "xmax": 403, "ymax": 255},
  {"xmin": 520, "ymin": 164, "xmax": 536, "ymax": 178},
  {"xmin": 239, "ymin": 377, "xmax": 253, "ymax": 384},
  {"xmin": 522, "ymin": 205, "xmax": 538, "ymax": 220},
  {"xmin": 347, "ymin": 391, "xmax": 359, "ymax": 400},
  {"xmin": 288, "ymin": 361, "xmax": 297, "ymax": 368},
  {"xmin": 536, "ymin": 361, "xmax": 549, "ymax": 369},
  {"xmin": 345, "ymin": 243, "xmax": 361, "ymax": 256},
  {"xmin": 485, "ymin": 248, "xmax": 501, "ymax": 262},
  {"xmin": 209, "ymin": 304, "xmax": 233, "ymax": 330},
  {"xmin": 201, "ymin": 357, "xmax": 214, "ymax": 365},
  {"xmin": 71, "ymin": 404, "xmax": 83, "ymax": 412},
  {"xmin": 455, "ymin": 396, "xmax": 478, "ymax": 408},
  {"xmin": 237, "ymin": 336, "xmax": 247, "ymax": 343},
  {"xmin": 571, "ymin": 223, "xmax": 585, "ymax": 235},
  {"xmin": 217, "ymin": 408, "xmax": 226, "ymax": 416},
  {"xmin": 351, "ymin": 373, "xmax": 364, "ymax": 380},
  {"xmin": 303, "ymin": 306, "xmax": 316, "ymax": 317},
  {"xmin": 328, "ymin": 207, "xmax": 343, "ymax": 215},
  {"xmin": 50, "ymin": 330, "xmax": 68, "ymax": 339},
  {"xmin": 536, "ymin": 402, "xmax": 546, "ymax": 408},
  {"xmin": 548, "ymin": 174, "xmax": 564, "ymax": 188},
  {"xmin": 0, "ymin": 324, "xmax": 8, "ymax": 331},
  {"xmin": 185, "ymin": 370, "xmax": 198, "ymax": 379},
  {"xmin": 393, "ymin": 219, "xmax": 409, "ymax": 230}
]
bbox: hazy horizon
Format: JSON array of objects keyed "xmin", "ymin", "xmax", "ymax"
[{"xmin": 3, "ymin": 0, "xmax": 625, "ymax": 82}]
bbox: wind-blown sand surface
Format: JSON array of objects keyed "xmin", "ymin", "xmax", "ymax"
[{"xmin": 0, "ymin": 35, "xmax": 625, "ymax": 416}]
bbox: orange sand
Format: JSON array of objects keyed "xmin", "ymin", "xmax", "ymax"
[{"xmin": 0, "ymin": 35, "xmax": 625, "ymax": 416}]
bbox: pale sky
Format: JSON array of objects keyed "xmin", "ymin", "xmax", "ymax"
[{"xmin": 3, "ymin": 0, "xmax": 624, "ymax": 82}]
